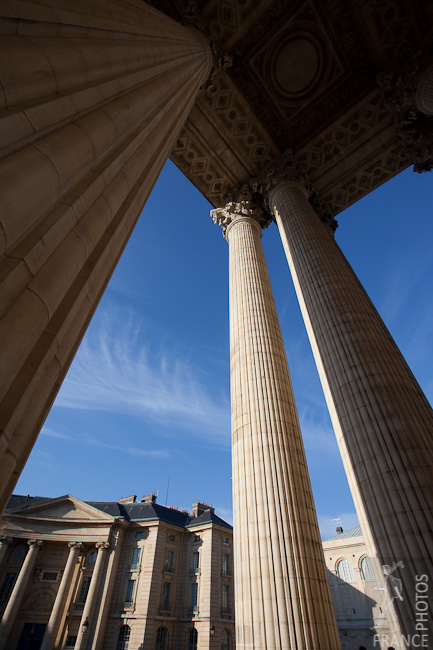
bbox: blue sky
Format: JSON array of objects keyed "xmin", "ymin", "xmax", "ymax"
[{"xmin": 16, "ymin": 162, "xmax": 433, "ymax": 539}]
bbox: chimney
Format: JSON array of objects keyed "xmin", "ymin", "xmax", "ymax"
[
  {"xmin": 118, "ymin": 495, "xmax": 136, "ymax": 504},
  {"xmin": 141, "ymin": 493, "xmax": 156, "ymax": 503},
  {"xmin": 336, "ymin": 526, "xmax": 343, "ymax": 535},
  {"xmin": 192, "ymin": 501, "xmax": 215, "ymax": 517}
]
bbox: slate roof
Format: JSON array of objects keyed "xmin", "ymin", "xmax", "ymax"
[
  {"xmin": 6, "ymin": 495, "xmax": 232, "ymax": 530},
  {"xmin": 323, "ymin": 526, "xmax": 363, "ymax": 542},
  {"xmin": 6, "ymin": 494, "xmax": 50, "ymax": 509}
]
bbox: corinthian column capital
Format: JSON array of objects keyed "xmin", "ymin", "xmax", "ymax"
[
  {"xmin": 211, "ymin": 185, "xmax": 272, "ymax": 239},
  {"xmin": 252, "ymin": 149, "xmax": 338, "ymax": 233}
]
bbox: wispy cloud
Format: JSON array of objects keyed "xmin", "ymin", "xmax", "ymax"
[
  {"xmin": 81, "ymin": 432, "xmax": 170, "ymax": 458},
  {"xmin": 40, "ymin": 426, "xmax": 171, "ymax": 459},
  {"xmin": 54, "ymin": 305, "xmax": 231, "ymax": 447}
]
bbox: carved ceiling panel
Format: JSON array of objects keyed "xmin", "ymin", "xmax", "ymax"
[{"xmin": 159, "ymin": 0, "xmax": 433, "ymax": 212}]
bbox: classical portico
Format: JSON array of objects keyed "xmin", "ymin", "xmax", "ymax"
[
  {"xmin": 0, "ymin": 495, "xmax": 126, "ymax": 650},
  {"xmin": 0, "ymin": 1, "xmax": 432, "ymax": 649}
]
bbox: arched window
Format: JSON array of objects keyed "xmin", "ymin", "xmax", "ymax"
[
  {"xmin": 360, "ymin": 556, "xmax": 374, "ymax": 580},
  {"xmin": 221, "ymin": 629, "xmax": 231, "ymax": 650},
  {"xmin": 116, "ymin": 625, "xmax": 131, "ymax": 650},
  {"xmin": 337, "ymin": 559, "xmax": 355, "ymax": 582},
  {"xmin": 188, "ymin": 628, "xmax": 198, "ymax": 650},
  {"xmin": 12, "ymin": 547, "xmax": 26, "ymax": 563},
  {"xmin": 87, "ymin": 551, "xmax": 97, "ymax": 566},
  {"xmin": 155, "ymin": 627, "xmax": 167, "ymax": 650}
]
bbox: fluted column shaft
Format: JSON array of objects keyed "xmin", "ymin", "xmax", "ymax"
[
  {"xmin": 75, "ymin": 542, "xmax": 109, "ymax": 650},
  {"xmin": 270, "ymin": 180, "xmax": 433, "ymax": 644},
  {"xmin": 216, "ymin": 204, "xmax": 340, "ymax": 650},
  {"xmin": 0, "ymin": 539, "xmax": 43, "ymax": 649},
  {"xmin": 0, "ymin": 0, "xmax": 212, "ymax": 513},
  {"xmin": 93, "ymin": 523, "xmax": 126, "ymax": 650},
  {"xmin": 40, "ymin": 541, "xmax": 82, "ymax": 650}
]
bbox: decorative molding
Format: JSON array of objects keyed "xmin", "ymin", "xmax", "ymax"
[
  {"xmin": 28, "ymin": 539, "xmax": 44, "ymax": 548},
  {"xmin": 377, "ymin": 57, "xmax": 433, "ymax": 172},
  {"xmin": 251, "ymin": 150, "xmax": 338, "ymax": 232},
  {"xmin": 211, "ymin": 186, "xmax": 272, "ymax": 239},
  {"xmin": 95, "ymin": 541, "xmax": 110, "ymax": 551},
  {"xmin": 319, "ymin": 140, "xmax": 413, "ymax": 213}
]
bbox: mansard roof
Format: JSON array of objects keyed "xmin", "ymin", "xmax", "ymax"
[
  {"xmin": 7, "ymin": 495, "xmax": 232, "ymax": 530},
  {"xmin": 323, "ymin": 526, "xmax": 363, "ymax": 542}
]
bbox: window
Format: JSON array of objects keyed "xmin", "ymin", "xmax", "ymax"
[
  {"xmin": 41, "ymin": 571, "xmax": 58, "ymax": 582},
  {"xmin": 165, "ymin": 550, "xmax": 174, "ymax": 571},
  {"xmin": 162, "ymin": 582, "xmax": 171, "ymax": 609},
  {"xmin": 135, "ymin": 531, "xmax": 145, "ymax": 540},
  {"xmin": 125, "ymin": 579, "xmax": 136, "ymax": 604},
  {"xmin": 88, "ymin": 551, "xmax": 97, "ymax": 566},
  {"xmin": 0, "ymin": 572, "xmax": 17, "ymax": 605},
  {"xmin": 168, "ymin": 534, "xmax": 176, "ymax": 543},
  {"xmin": 117, "ymin": 625, "xmax": 131, "ymax": 650},
  {"xmin": 221, "ymin": 630, "xmax": 231, "ymax": 650},
  {"xmin": 193, "ymin": 535, "xmax": 200, "ymax": 544},
  {"xmin": 191, "ymin": 583, "xmax": 198, "ymax": 609},
  {"xmin": 12, "ymin": 547, "xmax": 26, "ymax": 563},
  {"xmin": 337, "ymin": 559, "xmax": 355, "ymax": 582},
  {"xmin": 222, "ymin": 584, "xmax": 230, "ymax": 611},
  {"xmin": 222, "ymin": 554, "xmax": 229, "ymax": 575},
  {"xmin": 131, "ymin": 548, "xmax": 141, "ymax": 570},
  {"xmin": 193, "ymin": 552, "xmax": 199, "ymax": 572},
  {"xmin": 156, "ymin": 627, "xmax": 167, "ymax": 650},
  {"xmin": 65, "ymin": 636, "xmax": 77, "ymax": 648},
  {"xmin": 77, "ymin": 576, "xmax": 91, "ymax": 603},
  {"xmin": 222, "ymin": 537, "xmax": 229, "ymax": 545},
  {"xmin": 188, "ymin": 628, "xmax": 198, "ymax": 650},
  {"xmin": 361, "ymin": 556, "xmax": 374, "ymax": 581}
]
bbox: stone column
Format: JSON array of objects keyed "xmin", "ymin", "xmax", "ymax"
[
  {"xmin": 0, "ymin": 536, "xmax": 12, "ymax": 565},
  {"xmin": 269, "ymin": 179, "xmax": 433, "ymax": 644},
  {"xmin": 40, "ymin": 541, "xmax": 83, "ymax": 650},
  {"xmin": 92, "ymin": 521, "xmax": 127, "ymax": 650},
  {"xmin": 0, "ymin": 1, "xmax": 212, "ymax": 513},
  {"xmin": 75, "ymin": 542, "xmax": 110, "ymax": 650},
  {"xmin": 0, "ymin": 539, "xmax": 43, "ymax": 650},
  {"xmin": 212, "ymin": 192, "xmax": 341, "ymax": 650}
]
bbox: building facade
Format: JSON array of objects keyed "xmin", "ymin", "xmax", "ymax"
[
  {"xmin": 323, "ymin": 527, "xmax": 393, "ymax": 650},
  {"xmin": 0, "ymin": 494, "xmax": 234, "ymax": 650},
  {"xmin": 0, "ymin": 2, "xmax": 432, "ymax": 648},
  {"xmin": 0, "ymin": 496, "xmax": 398, "ymax": 650}
]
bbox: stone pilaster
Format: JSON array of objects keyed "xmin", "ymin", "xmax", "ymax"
[
  {"xmin": 269, "ymin": 179, "xmax": 433, "ymax": 645},
  {"xmin": 40, "ymin": 541, "xmax": 83, "ymax": 650},
  {"xmin": 75, "ymin": 542, "xmax": 110, "ymax": 650},
  {"xmin": 0, "ymin": 0, "xmax": 212, "ymax": 514},
  {"xmin": 212, "ymin": 191, "xmax": 341, "ymax": 650},
  {"xmin": 0, "ymin": 536, "xmax": 13, "ymax": 565},
  {"xmin": 0, "ymin": 539, "xmax": 43, "ymax": 650}
]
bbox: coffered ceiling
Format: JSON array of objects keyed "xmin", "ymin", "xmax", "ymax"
[{"xmin": 151, "ymin": 0, "xmax": 433, "ymax": 214}]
